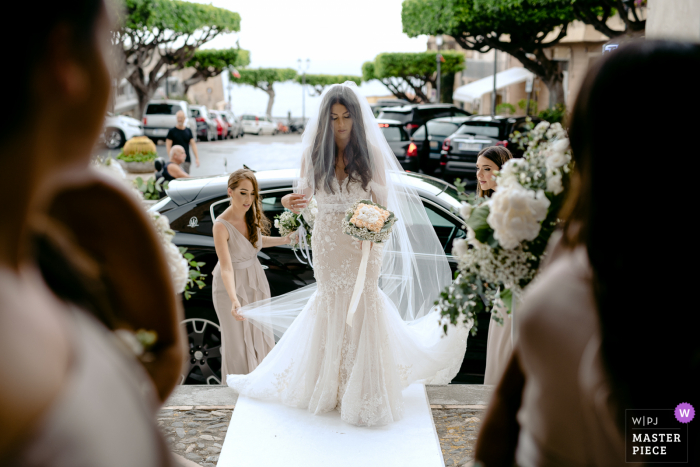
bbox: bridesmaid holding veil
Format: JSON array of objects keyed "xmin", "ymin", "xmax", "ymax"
[
  {"xmin": 212, "ymin": 169, "xmax": 291, "ymax": 376},
  {"xmin": 473, "ymin": 146, "xmax": 515, "ymax": 385}
]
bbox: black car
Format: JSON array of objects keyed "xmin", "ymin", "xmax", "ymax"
[
  {"xmin": 410, "ymin": 117, "xmax": 471, "ymax": 175},
  {"xmin": 439, "ymin": 115, "xmax": 541, "ymax": 182},
  {"xmin": 377, "ymin": 119, "xmax": 415, "ymax": 172},
  {"xmin": 150, "ymin": 169, "xmax": 489, "ymax": 386},
  {"xmin": 378, "ymin": 104, "xmax": 472, "ymax": 137}
]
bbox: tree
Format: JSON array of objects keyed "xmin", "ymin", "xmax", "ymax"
[
  {"xmin": 114, "ymin": 0, "xmax": 240, "ymax": 117},
  {"xmin": 295, "ymin": 74, "xmax": 362, "ymax": 96},
  {"xmin": 566, "ymin": 0, "xmax": 646, "ymax": 37},
  {"xmin": 232, "ymin": 68, "xmax": 297, "ymax": 117},
  {"xmin": 362, "ymin": 52, "xmax": 465, "ymax": 103},
  {"xmin": 182, "ymin": 47, "xmax": 250, "ymax": 94},
  {"xmin": 403, "ymin": 0, "xmax": 575, "ymax": 106}
]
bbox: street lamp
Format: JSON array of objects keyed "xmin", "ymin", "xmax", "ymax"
[
  {"xmin": 297, "ymin": 58, "xmax": 310, "ymax": 123},
  {"xmin": 435, "ymin": 35, "xmax": 443, "ymax": 104}
]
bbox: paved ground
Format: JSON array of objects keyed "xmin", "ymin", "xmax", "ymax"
[
  {"xmin": 161, "ymin": 385, "xmax": 491, "ymax": 466},
  {"xmin": 159, "ymin": 405, "xmax": 482, "ymax": 467},
  {"xmin": 94, "ymin": 133, "xmax": 303, "ymax": 178}
]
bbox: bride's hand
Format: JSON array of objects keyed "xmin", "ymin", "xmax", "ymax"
[
  {"xmin": 282, "ymin": 193, "xmax": 308, "ymax": 214},
  {"xmin": 285, "ymin": 231, "xmax": 297, "ymax": 244},
  {"xmin": 231, "ymin": 300, "xmax": 245, "ymax": 321}
]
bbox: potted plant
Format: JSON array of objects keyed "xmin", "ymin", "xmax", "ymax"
[{"xmin": 118, "ymin": 136, "xmax": 158, "ymax": 173}]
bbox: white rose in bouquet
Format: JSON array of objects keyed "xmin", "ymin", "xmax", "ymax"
[
  {"xmin": 546, "ymin": 170, "xmax": 564, "ymax": 195},
  {"xmin": 545, "ymin": 139, "xmax": 570, "ymax": 170},
  {"xmin": 488, "ymin": 184, "xmax": 551, "ymax": 249},
  {"xmin": 497, "ymin": 159, "xmax": 527, "ymax": 189},
  {"xmin": 459, "ymin": 202, "xmax": 472, "ymax": 219},
  {"xmin": 452, "ymin": 237, "xmax": 468, "ymax": 259}
]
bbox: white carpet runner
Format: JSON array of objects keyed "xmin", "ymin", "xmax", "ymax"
[{"xmin": 217, "ymin": 384, "xmax": 444, "ymax": 466}]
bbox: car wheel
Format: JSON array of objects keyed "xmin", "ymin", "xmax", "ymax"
[
  {"xmin": 104, "ymin": 128, "xmax": 124, "ymax": 149},
  {"xmin": 180, "ymin": 318, "xmax": 222, "ymax": 385}
]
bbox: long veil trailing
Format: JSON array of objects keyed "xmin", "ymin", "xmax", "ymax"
[{"xmin": 239, "ymin": 82, "xmax": 455, "ymax": 341}]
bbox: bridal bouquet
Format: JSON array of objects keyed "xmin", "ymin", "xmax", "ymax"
[
  {"xmin": 342, "ymin": 200, "xmax": 397, "ymax": 243},
  {"xmin": 436, "ymin": 120, "xmax": 572, "ymax": 335},
  {"xmin": 342, "ymin": 200, "xmax": 397, "ymax": 326}
]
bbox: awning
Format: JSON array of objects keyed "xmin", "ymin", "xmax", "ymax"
[{"xmin": 453, "ymin": 67, "xmax": 534, "ymax": 102}]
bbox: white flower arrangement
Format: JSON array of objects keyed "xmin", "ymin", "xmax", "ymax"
[{"xmin": 436, "ymin": 119, "xmax": 573, "ymax": 334}]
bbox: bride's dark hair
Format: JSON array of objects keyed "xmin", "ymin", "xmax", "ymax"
[{"xmin": 311, "ymin": 85, "xmax": 372, "ymax": 194}]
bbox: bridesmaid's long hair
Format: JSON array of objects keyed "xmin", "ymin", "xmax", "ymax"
[
  {"xmin": 311, "ymin": 85, "xmax": 372, "ymax": 194},
  {"xmin": 562, "ymin": 40, "xmax": 700, "ymax": 433},
  {"xmin": 476, "ymin": 146, "xmax": 512, "ymax": 198},
  {"xmin": 227, "ymin": 169, "xmax": 270, "ymax": 247}
]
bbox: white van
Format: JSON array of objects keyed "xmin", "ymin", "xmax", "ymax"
[{"xmin": 143, "ymin": 100, "xmax": 197, "ymax": 142}]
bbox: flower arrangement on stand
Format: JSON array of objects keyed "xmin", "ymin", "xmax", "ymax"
[{"xmin": 436, "ymin": 120, "xmax": 573, "ymax": 335}]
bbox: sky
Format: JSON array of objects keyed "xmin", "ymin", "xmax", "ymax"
[{"xmin": 187, "ymin": 0, "xmax": 429, "ymax": 117}]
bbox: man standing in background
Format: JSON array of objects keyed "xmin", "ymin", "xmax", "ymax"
[{"xmin": 166, "ymin": 110, "xmax": 200, "ymax": 174}]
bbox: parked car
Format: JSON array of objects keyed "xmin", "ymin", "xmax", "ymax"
[
  {"xmin": 150, "ymin": 169, "xmax": 488, "ymax": 385},
  {"xmin": 241, "ymin": 114, "xmax": 277, "ymax": 135},
  {"xmin": 377, "ymin": 119, "xmax": 415, "ymax": 171},
  {"xmin": 439, "ymin": 115, "xmax": 541, "ymax": 182},
  {"xmin": 143, "ymin": 100, "xmax": 197, "ymax": 143},
  {"xmin": 102, "ymin": 112, "xmax": 143, "ymax": 149},
  {"xmin": 410, "ymin": 117, "xmax": 471, "ymax": 175},
  {"xmin": 209, "ymin": 112, "xmax": 229, "ymax": 140},
  {"xmin": 370, "ymin": 98, "xmax": 411, "ymax": 117},
  {"xmin": 189, "ymin": 105, "xmax": 217, "ymax": 142},
  {"xmin": 226, "ymin": 111, "xmax": 244, "ymax": 138},
  {"xmin": 378, "ymin": 104, "xmax": 472, "ymax": 137}
]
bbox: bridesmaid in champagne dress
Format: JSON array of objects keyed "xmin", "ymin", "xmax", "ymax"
[
  {"xmin": 474, "ymin": 146, "xmax": 515, "ymax": 385},
  {"xmin": 212, "ymin": 169, "xmax": 291, "ymax": 376}
]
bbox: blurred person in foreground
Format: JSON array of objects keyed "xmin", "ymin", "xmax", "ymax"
[
  {"xmin": 0, "ymin": 1, "xmax": 182, "ymax": 465},
  {"xmin": 474, "ymin": 40, "xmax": 700, "ymax": 466},
  {"xmin": 165, "ymin": 110, "xmax": 200, "ymax": 174}
]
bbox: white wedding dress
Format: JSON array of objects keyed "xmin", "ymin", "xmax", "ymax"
[
  {"xmin": 227, "ymin": 82, "xmax": 469, "ymax": 427},
  {"xmin": 228, "ymin": 176, "xmax": 468, "ymax": 426}
]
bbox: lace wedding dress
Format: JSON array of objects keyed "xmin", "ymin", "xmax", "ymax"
[{"xmin": 227, "ymin": 176, "xmax": 468, "ymax": 426}]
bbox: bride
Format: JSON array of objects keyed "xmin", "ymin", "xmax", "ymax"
[{"xmin": 227, "ymin": 82, "xmax": 469, "ymax": 427}]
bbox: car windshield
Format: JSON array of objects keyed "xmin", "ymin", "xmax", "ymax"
[
  {"xmin": 427, "ymin": 121, "xmax": 460, "ymax": 137},
  {"xmin": 454, "ymin": 123, "xmax": 501, "ymax": 138},
  {"xmin": 381, "ymin": 126, "xmax": 408, "ymax": 142},
  {"xmin": 377, "ymin": 111, "xmax": 411, "ymax": 123},
  {"xmin": 146, "ymin": 104, "xmax": 180, "ymax": 115}
]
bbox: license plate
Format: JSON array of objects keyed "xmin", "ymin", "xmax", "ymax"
[
  {"xmin": 430, "ymin": 141, "xmax": 439, "ymax": 149},
  {"xmin": 151, "ymin": 129, "xmax": 168, "ymax": 136},
  {"xmin": 458, "ymin": 142, "xmax": 482, "ymax": 151}
]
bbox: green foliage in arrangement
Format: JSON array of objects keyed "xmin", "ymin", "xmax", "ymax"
[
  {"xmin": 134, "ymin": 176, "xmax": 169, "ymax": 200},
  {"xmin": 117, "ymin": 151, "xmax": 157, "ymax": 163},
  {"xmin": 362, "ymin": 51, "xmax": 465, "ymax": 103},
  {"xmin": 180, "ymin": 247, "xmax": 207, "ymax": 300},
  {"xmin": 297, "ymin": 74, "xmax": 362, "ymax": 96}
]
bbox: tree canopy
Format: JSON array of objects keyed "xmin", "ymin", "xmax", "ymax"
[
  {"xmin": 232, "ymin": 68, "xmax": 297, "ymax": 117},
  {"xmin": 114, "ymin": 0, "xmax": 241, "ymax": 116},
  {"xmin": 402, "ymin": 0, "xmax": 647, "ymax": 107},
  {"xmin": 296, "ymin": 74, "xmax": 362, "ymax": 96},
  {"xmin": 182, "ymin": 48, "xmax": 250, "ymax": 93},
  {"xmin": 362, "ymin": 52, "xmax": 465, "ymax": 103}
]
